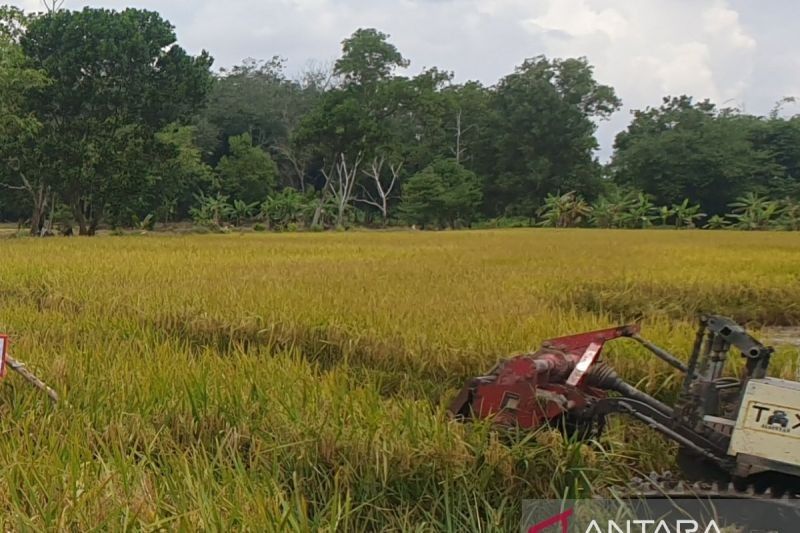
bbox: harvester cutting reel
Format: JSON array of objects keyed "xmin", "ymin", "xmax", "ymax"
[
  {"xmin": 449, "ymin": 315, "xmax": 800, "ymax": 498},
  {"xmin": 0, "ymin": 334, "xmax": 59, "ymax": 403}
]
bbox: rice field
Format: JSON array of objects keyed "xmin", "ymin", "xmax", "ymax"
[{"xmin": 0, "ymin": 229, "xmax": 798, "ymax": 530}]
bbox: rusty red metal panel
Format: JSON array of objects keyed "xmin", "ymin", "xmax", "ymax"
[{"xmin": 543, "ymin": 324, "xmax": 639, "ymax": 355}]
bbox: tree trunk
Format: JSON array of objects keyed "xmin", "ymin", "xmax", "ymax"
[
  {"xmin": 312, "ymin": 191, "xmax": 327, "ymax": 228},
  {"xmin": 336, "ymin": 202, "xmax": 346, "ymax": 228},
  {"xmin": 28, "ymin": 184, "xmax": 49, "ymax": 236},
  {"xmin": 88, "ymin": 216, "xmax": 99, "ymax": 236},
  {"xmin": 454, "ymin": 109, "xmax": 463, "ymax": 164},
  {"xmin": 312, "ymin": 203, "xmax": 323, "ymax": 228},
  {"xmin": 74, "ymin": 205, "xmax": 90, "ymax": 236},
  {"xmin": 30, "ymin": 209, "xmax": 43, "ymax": 237}
]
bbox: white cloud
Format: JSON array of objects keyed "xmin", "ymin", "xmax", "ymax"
[
  {"xmin": 528, "ymin": 0, "xmax": 756, "ymax": 105},
  {"xmin": 525, "ymin": 0, "xmax": 628, "ymax": 41},
  {"xmin": 702, "ymin": 2, "xmax": 756, "ymax": 50},
  {"xmin": 519, "ymin": 0, "xmax": 760, "ymax": 156},
  {"xmin": 18, "ymin": 0, "xmax": 43, "ymax": 10}
]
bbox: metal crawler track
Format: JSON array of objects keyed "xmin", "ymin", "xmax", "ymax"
[
  {"xmin": 610, "ymin": 471, "xmax": 800, "ymax": 507},
  {"xmin": 601, "ymin": 474, "xmax": 800, "ymax": 533}
]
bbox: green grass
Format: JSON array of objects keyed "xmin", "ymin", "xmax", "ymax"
[{"xmin": 0, "ymin": 229, "xmax": 797, "ymax": 530}]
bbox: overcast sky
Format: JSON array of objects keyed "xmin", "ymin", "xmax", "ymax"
[{"xmin": 15, "ymin": 0, "xmax": 800, "ymax": 158}]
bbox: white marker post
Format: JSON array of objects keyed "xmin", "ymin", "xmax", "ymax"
[{"xmin": 0, "ymin": 334, "xmax": 7, "ymax": 378}]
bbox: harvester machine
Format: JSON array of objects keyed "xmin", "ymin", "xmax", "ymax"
[
  {"xmin": 449, "ymin": 315, "xmax": 800, "ymax": 497},
  {"xmin": 0, "ymin": 334, "xmax": 59, "ymax": 403}
]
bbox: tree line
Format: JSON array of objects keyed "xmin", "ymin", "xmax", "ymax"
[{"xmin": 1, "ymin": 5, "xmax": 799, "ymax": 235}]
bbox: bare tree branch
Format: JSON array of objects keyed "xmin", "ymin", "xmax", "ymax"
[
  {"xmin": 449, "ymin": 108, "xmax": 477, "ymax": 164},
  {"xmin": 41, "ymin": 0, "xmax": 65, "ymax": 13},
  {"xmin": 323, "ymin": 152, "xmax": 362, "ymax": 227},
  {"xmin": 275, "ymin": 144, "xmax": 307, "ymax": 192},
  {"xmin": 0, "ymin": 182, "xmax": 27, "ymax": 192},
  {"xmin": 356, "ymin": 156, "xmax": 400, "ymax": 225},
  {"xmin": 1, "ymin": 172, "xmax": 51, "ymax": 235},
  {"xmin": 297, "ymin": 59, "xmax": 338, "ymax": 91}
]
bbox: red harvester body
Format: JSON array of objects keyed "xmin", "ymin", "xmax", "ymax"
[{"xmin": 449, "ymin": 324, "xmax": 638, "ymax": 428}]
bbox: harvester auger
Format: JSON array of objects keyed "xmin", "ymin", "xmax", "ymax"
[
  {"xmin": 0, "ymin": 334, "xmax": 59, "ymax": 403},
  {"xmin": 449, "ymin": 315, "xmax": 800, "ymax": 497}
]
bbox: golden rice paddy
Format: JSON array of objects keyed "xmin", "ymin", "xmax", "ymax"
[{"xmin": 0, "ymin": 229, "xmax": 798, "ymax": 530}]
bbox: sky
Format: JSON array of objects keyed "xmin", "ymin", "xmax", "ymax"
[{"xmin": 14, "ymin": 0, "xmax": 800, "ymax": 159}]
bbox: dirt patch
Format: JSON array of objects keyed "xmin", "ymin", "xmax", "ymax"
[{"xmin": 763, "ymin": 326, "xmax": 800, "ymax": 347}]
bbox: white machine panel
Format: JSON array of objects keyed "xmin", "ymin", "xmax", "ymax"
[{"xmin": 729, "ymin": 377, "xmax": 800, "ymax": 467}]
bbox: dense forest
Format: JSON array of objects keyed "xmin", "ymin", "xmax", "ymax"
[{"xmin": 1, "ymin": 5, "xmax": 799, "ymax": 235}]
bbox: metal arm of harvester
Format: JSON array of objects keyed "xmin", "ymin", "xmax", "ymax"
[{"xmin": 595, "ymin": 315, "xmax": 776, "ymax": 469}]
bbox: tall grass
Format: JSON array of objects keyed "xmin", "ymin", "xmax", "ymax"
[{"xmin": 0, "ymin": 229, "xmax": 797, "ymax": 529}]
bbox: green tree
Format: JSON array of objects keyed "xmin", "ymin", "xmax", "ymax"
[
  {"xmin": 295, "ymin": 28, "xmax": 420, "ymax": 225},
  {"xmin": 196, "ymin": 57, "xmax": 322, "ymax": 191},
  {"xmin": 0, "ymin": 8, "xmax": 42, "ymax": 140},
  {"xmin": 611, "ymin": 96, "xmax": 763, "ymax": 215},
  {"xmin": 484, "ymin": 56, "xmax": 620, "ymax": 217},
  {"xmin": 442, "ymin": 82, "xmax": 493, "ymax": 168},
  {"xmin": 215, "ymin": 133, "xmax": 278, "ymax": 204},
  {"xmin": 0, "ymin": 7, "xmax": 50, "ymax": 233},
  {"xmin": 104, "ymin": 124, "xmax": 213, "ymax": 227},
  {"xmin": 296, "ymin": 29, "xmax": 413, "ymax": 158},
  {"xmin": 400, "ymin": 166, "xmax": 445, "ymax": 229},
  {"xmin": 438, "ymin": 159, "xmax": 482, "ymax": 227},
  {"xmin": 749, "ymin": 114, "xmax": 800, "ymax": 199},
  {"xmin": 149, "ymin": 125, "xmax": 214, "ymax": 223},
  {"xmin": 21, "ymin": 7, "xmax": 213, "ymax": 234},
  {"xmin": 334, "ymin": 28, "xmax": 409, "ymax": 88},
  {"xmin": 401, "ymin": 159, "xmax": 481, "ymax": 228}
]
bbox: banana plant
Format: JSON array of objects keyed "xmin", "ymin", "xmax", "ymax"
[
  {"xmin": 261, "ymin": 188, "xmax": 307, "ymax": 230},
  {"xmin": 657, "ymin": 205, "xmax": 675, "ymax": 227},
  {"xmin": 231, "ymin": 199, "xmax": 258, "ymax": 227},
  {"xmin": 190, "ymin": 192, "xmax": 233, "ymax": 228},
  {"xmin": 671, "ymin": 199, "xmax": 705, "ymax": 229},
  {"xmin": 538, "ymin": 192, "xmax": 591, "ymax": 228},
  {"xmin": 728, "ymin": 193, "xmax": 780, "ymax": 230},
  {"xmin": 621, "ymin": 193, "xmax": 657, "ymax": 228},
  {"xmin": 778, "ymin": 198, "xmax": 800, "ymax": 231},
  {"xmin": 704, "ymin": 214, "xmax": 728, "ymax": 230},
  {"xmin": 589, "ymin": 190, "xmax": 636, "ymax": 228}
]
